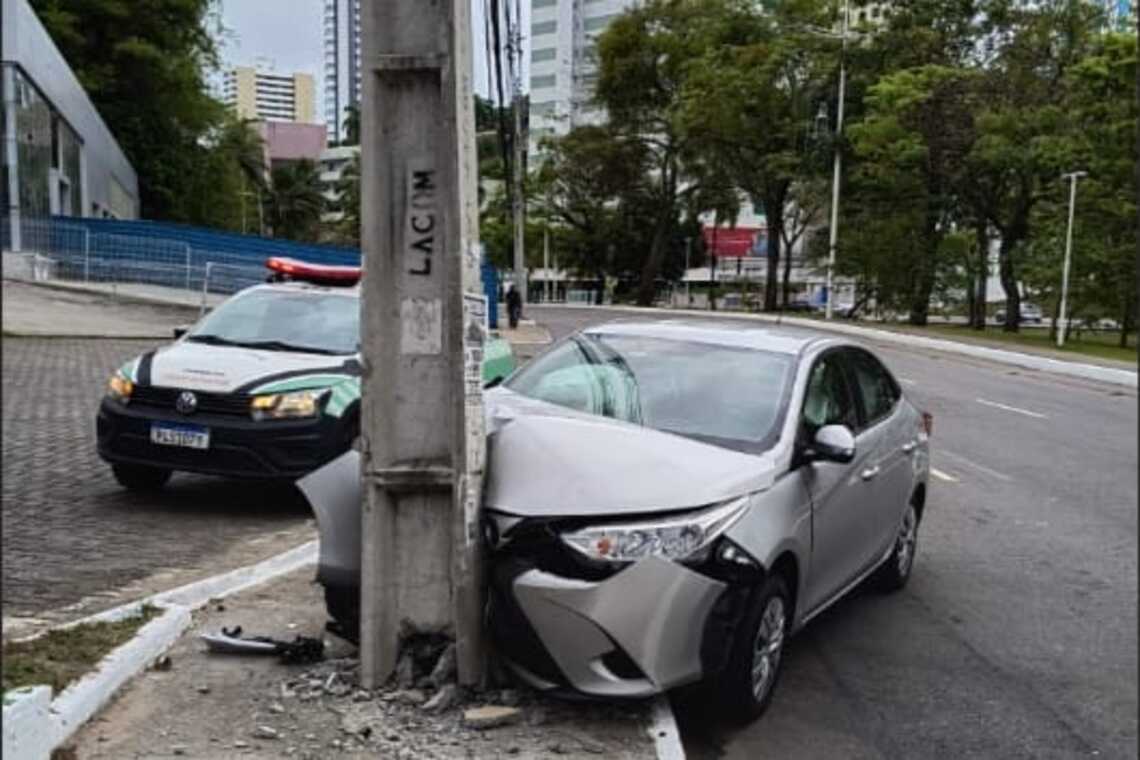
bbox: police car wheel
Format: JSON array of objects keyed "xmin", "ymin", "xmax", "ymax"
[{"xmin": 112, "ymin": 464, "xmax": 172, "ymax": 492}]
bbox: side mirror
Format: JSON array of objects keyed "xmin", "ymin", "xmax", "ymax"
[
  {"xmin": 808, "ymin": 425, "xmax": 856, "ymax": 464},
  {"xmin": 173, "ymin": 326, "xmax": 188, "ymax": 339}
]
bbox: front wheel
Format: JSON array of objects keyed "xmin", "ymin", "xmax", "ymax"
[
  {"xmin": 112, "ymin": 464, "xmax": 172, "ymax": 492},
  {"xmin": 874, "ymin": 503, "xmax": 919, "ymax": 592},
  {"xmin": 717, "ymin": 573, "xmax": 791, "ymax": 722}
]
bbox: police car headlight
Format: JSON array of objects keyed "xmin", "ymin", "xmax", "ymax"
[
  {"xmin": 107, "ymin": 371, "xmax": 133, "ymax": 403},
  {"xmin": 250, "ymin": 389, "xmax": 329, "ymax": 420}
]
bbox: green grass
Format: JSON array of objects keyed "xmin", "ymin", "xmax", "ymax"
[
  {"xmin": 892, "ymin": 323, "xmax": 1137, "ymax": 363},
  {"xmin": 3, "ymin": 605, "xmax": 161, "ymax": 695}
]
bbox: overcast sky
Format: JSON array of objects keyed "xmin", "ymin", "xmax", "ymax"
[{"xmin": 217, "ymin": 0, "xmax": 528, "ymax": 108}]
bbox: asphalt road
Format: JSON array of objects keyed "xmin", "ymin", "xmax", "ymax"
[{"xmin": 531, "ymin": 305, "xmax": 1138, "ymax": 760}]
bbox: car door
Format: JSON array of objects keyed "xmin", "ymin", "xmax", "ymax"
[
  {"xmin": 844, "ymin": 348, "xmax": 912, "ymax": 559},
  {"xmin": 798, "ymin": 350, "xmax": 880, "ymax": 615}
]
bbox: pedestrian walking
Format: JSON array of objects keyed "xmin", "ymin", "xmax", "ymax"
[{"xmin": 506, "ymin": 284, "xmax": 522, "ymax": 329}]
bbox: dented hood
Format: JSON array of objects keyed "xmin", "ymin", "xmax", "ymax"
[{"xmin": 483, "ymin": 389, "xmax": 777, "ymax": 518}]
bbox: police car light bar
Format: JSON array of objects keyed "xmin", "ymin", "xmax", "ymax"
[{"xmin": 265, "ymin": 257, "xmax": 361, "ymax": 286}]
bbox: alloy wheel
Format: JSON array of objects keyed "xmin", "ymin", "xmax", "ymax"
[
  {"xmin": 751, "ymin": 596, "xmax": 786, "ymax": 701},
  {"xmin": 896, "ymin": 505, "xmax": 918, "ymax": 577}
]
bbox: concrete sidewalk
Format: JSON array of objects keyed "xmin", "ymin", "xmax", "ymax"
[
  {"xmin": 67, "ymin": 567, "xmax": 659, "ymax": 760},
  {"xmin": 2, "ymin": 280, "xmax": 201, "ymax": 338}
]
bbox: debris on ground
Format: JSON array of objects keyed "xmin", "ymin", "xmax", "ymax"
[
  {"xmin": 464, "ymin": 705, "xmax": 523, "ymax": 730},
  {"xmin": 200, "ymin": 626, "xmax": 324, "ymax": 664}
]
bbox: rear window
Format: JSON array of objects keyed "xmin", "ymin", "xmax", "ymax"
[{"xmin": 506, "ymin": 333, "xmax": 795, "ymax": 453}]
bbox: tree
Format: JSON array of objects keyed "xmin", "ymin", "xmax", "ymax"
[
  {"xmin": 342, "ymin": 104, "xmax": 361, "ymax": 146},
  {"xmin": 266, "ymin": 160, "xmax": 325, "ymax": 242},
  {"xmin": 847, "ymin": 65, "xmax": 978, "ymax": 325},
  {"xmin": 595, "ymin": 0, "xmax": 752, "ymax": 305},
  {"xmin": 32, "ymin": 0, "xmax": 227, "ymax": 223},
  {"xmin": 679, "ymin": 0, "xmax": 835, "ymax": 311}
]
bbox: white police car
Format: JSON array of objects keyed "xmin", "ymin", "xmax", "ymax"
[{"xmin": 96, "ymin": 258, "xmax": 516, "ymax": 490}]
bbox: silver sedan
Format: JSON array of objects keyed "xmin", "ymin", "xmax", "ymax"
[{"xmin": 481, "ymin": 320, "xmax": 931, "ymax": 719}]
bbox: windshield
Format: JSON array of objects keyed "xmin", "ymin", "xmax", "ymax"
[
  {"xmin": 505, "ymin": 333, "xmax": 795, "ymax": 453},
  {"xmin": 188, "ymin": 288, "xmax": 359, "ymax": 355}
]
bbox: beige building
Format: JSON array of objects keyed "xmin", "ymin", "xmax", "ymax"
[{"xmin": 222, "ymin": 67, "xmax": 316, "ymax": 124}]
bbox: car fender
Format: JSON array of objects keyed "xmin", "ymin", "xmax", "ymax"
[{"xmin": 723, "ymin": 470, "xmax": 813, "ymax": 621}]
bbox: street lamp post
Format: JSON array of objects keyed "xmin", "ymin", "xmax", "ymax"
[
  {"xmin": 824, "ymin": 0, "xmax": 850, "ymax": 321},
  {"xmin": 1057, "ymin": 170, "xmax": 1087, "ymax": 348}
]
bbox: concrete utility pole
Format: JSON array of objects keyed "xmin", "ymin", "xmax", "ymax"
[
  {"xmin": 824, "ymin": 0, "xmax": 850, "ymax": 321},
  {"xmin": 359, "ymin": 0, "xmax": 487, "ymax": 688},
  {"xmin": 1057, "ymin": 170, "xmax": 1087, "ymax": 348}
]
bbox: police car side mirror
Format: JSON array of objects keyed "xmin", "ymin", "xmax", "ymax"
[{"xmin": 173, "ymin": 326, "xmax": 188, "ymax": 339}]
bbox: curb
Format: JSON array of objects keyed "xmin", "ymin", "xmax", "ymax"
[
  {"xmin": 532, "ymin": 303, "xmax": 1137, "ymax": 388},
  {"xmin": 649, "ymin": 695, "xmax": 686, "ymax": 760},
  {"xmin": 2, "ymin": 541, "xmax": 318, "ymax": 760}
]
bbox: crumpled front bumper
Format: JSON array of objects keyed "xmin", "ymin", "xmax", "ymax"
[{"xmin": 491, "ymin": 555, "xmax": 726, "ymax": 698}]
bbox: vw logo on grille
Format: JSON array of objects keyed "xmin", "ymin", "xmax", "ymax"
[{"xmin": 175, "ymin": 391, "xmax": 198, "ymax": 415}]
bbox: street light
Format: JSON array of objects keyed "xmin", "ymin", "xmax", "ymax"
[
  {"xmin": 1057, "ymin": 170, "xmax": 1087, "ymax": 348},
  {"xmin": 824, "ymin": 0, "xmax": 850, "ymax": 321}
]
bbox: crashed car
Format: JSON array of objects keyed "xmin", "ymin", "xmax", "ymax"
[
  {"xmin": 306, "ymin": 320, "xmax": 931, "ymax": 720},
  {"xmin": 96, "ymin": 257, "xmax": 516, "ymax": 490}
]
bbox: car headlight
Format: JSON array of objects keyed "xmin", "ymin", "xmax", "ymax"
[
  {"xmin": 560, "ymin": 496, "xmax": 750, "ymax": 564},
  {"xmin": 250, "ymin": 389, "xmax": 329, "ymax": 420},
  {"xmin": 107, "ymin": 371, "xmax": 133, "ymax": 403}
]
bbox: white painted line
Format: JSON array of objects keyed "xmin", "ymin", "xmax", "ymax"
[
  {"xmin": 940, "ymin": 449, "xmax": 1013, "ymax": 482},
  {"xmin": 930, "ymin": 468, "xmax": 959, "ymax": 483},
  {"xmin": 649, "ymin": 695, "xmax": 686, "ymax": 760},
  {"xmin": 900, "ymin": 378, "xmax": 917, "ymax": 386},
  {"xmin": 976, "ymin": 398, "xmax": 1048, "ymax": 419}
]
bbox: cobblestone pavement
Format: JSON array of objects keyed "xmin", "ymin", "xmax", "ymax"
[{"xmin": 2, "ymin": 337, "xmax": 315, "ymax": 627}]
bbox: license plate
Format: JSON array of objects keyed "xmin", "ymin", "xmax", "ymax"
[{"xmin": 150, "ymin": 423, "xmax": 210, "ymax": 450}]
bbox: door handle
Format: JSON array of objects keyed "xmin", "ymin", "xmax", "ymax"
[
  {"xmin": 860, "ymin": 465, "xmax": 880, "ymax": 481},
  {"xmin": 901, "ymin": 441, "xmax": 916, "ymax": 454}
]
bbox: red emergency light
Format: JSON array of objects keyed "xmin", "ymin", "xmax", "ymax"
[{"xmin": 265, "ymin": 257, "xmax": 361, "ymax": 286}]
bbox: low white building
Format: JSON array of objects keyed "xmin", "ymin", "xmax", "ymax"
[{"xmin": 2, "ymin": 0, "xmax": 139, "ymax": 251}]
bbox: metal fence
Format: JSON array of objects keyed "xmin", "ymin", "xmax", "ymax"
[{"xmin": 3, "ymin": 216, "xmax": 344, "ymax": 307}]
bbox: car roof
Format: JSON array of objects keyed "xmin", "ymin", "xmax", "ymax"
[{"xmin": 581, "ymin": 318, "xmax": 836, "ymax": 355}]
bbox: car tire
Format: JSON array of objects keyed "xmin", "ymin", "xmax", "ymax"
[
  {"xmin": 112, "ymin": 464, "xmax": 172, "ymax": 492},
  {"xmin": 717, "ymin": 573, "xmax": 791, "ymax": 722},
  {"xmin": 874, "ymin": 502, "xmax": 919, "ymax": 592}
]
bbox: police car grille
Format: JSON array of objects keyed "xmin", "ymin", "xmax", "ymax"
[{"xmin": 132, "ymin": 386, "xmax": 250, "ymax": 417}]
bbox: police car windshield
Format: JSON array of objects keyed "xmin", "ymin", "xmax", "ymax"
[{"xmin": 188, "ymin": 289, "xmax": 358, "ymax": 355}]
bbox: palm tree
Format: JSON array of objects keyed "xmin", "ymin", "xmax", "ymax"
[
  {"xmin": 216, "ymin": 118, "xmax": 267, "ymax": 234},
  {"xmin": 266, "ymin": 159, "xmax": 325, "ymax": 242},
  {"xmin": 343, "ymin": 104, "xmax": 360, "ymax": 146}
]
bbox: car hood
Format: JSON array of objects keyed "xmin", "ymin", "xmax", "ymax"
[
  {"xmin": 483, "ymin": 389, "xmax": 778, "ymax": 518},
  {"xmin": 134, "ymin": 341, "xmax": 358, "ymax": 394}
]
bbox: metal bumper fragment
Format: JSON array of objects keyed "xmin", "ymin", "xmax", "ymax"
[{"xmin": 512, "ymin": 556, "xmax": 725, "ymax": 697}]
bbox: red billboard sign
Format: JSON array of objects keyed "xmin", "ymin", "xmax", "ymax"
[{"xmin": 702, "ymin": 225, "xmax": 766, "ymax": 258}]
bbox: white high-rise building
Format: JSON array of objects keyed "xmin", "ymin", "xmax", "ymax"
[
  {"xmin": 323, "ymin": 0, "xmax": 362, "ymax": 142},
  {"xmin": 528, "ymin": 0, "xmax": 638, "ymax": 155}
]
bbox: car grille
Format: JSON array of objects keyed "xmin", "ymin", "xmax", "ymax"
[{"xmin": 131, "ymin": 386, "xmax": 251, "ymax": 417}]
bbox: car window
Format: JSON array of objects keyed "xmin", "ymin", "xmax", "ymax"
[
  {"xmin": 846, "ymin": 349, "xmax": 900, "ymax": 426},
  {"xmin": 189, "ymin": 288, "xmax": 359, "ymax": 355},
  {"xmin": 801, "ymin": 354, "xmax": 857, "ymax": 435},
  {"xmin": 506, "ymin": 334, "xmax": 795, "ymax": 454}
]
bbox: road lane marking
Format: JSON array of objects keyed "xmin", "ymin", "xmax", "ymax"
[
  {"xmin": 940, "ymin": 449, "xmax": 1013, "ymax": 482},
  {"xmin": 976, "ymin": 398, "xmax": 1048, "ymax": 419},
  {"xmin": 900, "ymin": 377, "xmax": 917, "ymax": 386},
  {"xmin": 930, "ymin": 468, "xmax": 959, "ymax": 483}
]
